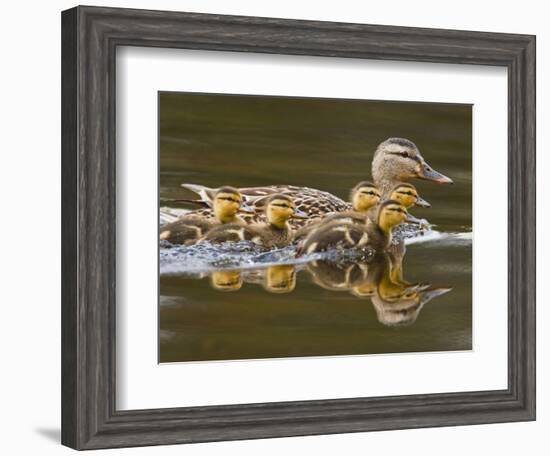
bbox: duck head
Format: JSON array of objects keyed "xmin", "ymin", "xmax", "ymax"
[
  {"xmin": 265, "ymin": 194, "xmax": 307, "ymax": 229},
  {"xmin": 372, "ymin": 284, "xmax": 452, "ymax": 326},
  {"xmin": 372, "ymin": 138, "xmax": 453, "ymax": 195},
  {"xmin": 213, "ymin": 186, "xmax": 253, "ymax": 223},
  {"xmin": 377, "ymin": 200, "xmax": 409, "ymax": 235},
  {"xmin": 389, "ymin": 183, "xmax": 431, "ymax": 208},
  {"xmin": 350, "ymin": 181, "xmax": 381, "ymax": 212}
]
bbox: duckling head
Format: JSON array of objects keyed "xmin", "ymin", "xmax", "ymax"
[
  {"xmin": 377, "ymin": 200, "xmax": 409, "ymax": 234},
  {"xmin": 263, "ymin": 265, "xmax": 296, "ymax": 293},
  {"xmin": 210, "ymin": 270, "xmax": 243, "ymax": 291},
  {"xmin": 265, "ymin": 194, "xmax": 306, "ymax": 229},
  {"xmin": 213, "ymin": 186, "xmax": 252, "ymax": 223},
  {"xmin": 372, "ymin": 138, "xmax": 453, "ymax": 195},
  {"xmin": 372, "ymin": 284, "xmax": 452, "ymax": 326},
  {"xmin": 350, "ymin": 181, "xmax": 381, "ymax": 212},
  {"xmin": 388, "ymin": 183, "xmax": 431, "ymax": 208}
]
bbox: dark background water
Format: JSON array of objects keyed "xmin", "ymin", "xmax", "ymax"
[{"xmin": 159, "ymin": 92, "xmax": 472, "ymax": 363}]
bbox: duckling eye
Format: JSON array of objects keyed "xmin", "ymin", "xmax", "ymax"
[{"xmin": 388, "ymin": 207, "xmax": 405, "ymax": 213}]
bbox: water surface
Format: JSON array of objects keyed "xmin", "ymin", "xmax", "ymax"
[{"xmin": 159, "ymin": 92, "xmax": 472, "ymax": 363}]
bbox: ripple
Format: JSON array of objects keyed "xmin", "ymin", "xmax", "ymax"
[
  {"xmin": 405, "ymin": 230, "xmax": 472, "ymax": 247},
  {"xmin": 159, "ymin": 230, "xmax": 472, "ymax": 276},
  {"xmin": 161, "ymin": 241, "xmax": 318, "ymax": 275}
]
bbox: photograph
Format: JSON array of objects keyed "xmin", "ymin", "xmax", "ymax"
[{"xmin": 158, "ymin": 92, "xmax": 472, "ymax": 363}]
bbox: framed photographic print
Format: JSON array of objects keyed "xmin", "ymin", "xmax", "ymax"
[{"xmin": 61, "ymin": 5, "xmax": 536, "ymax": 450}]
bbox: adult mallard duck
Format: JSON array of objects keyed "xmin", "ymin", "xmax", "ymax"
[
  {"xmin": 200, "ymin": 194, "xmax": 307, "ymax": 249},
  {"xmin": 159, "ymin": 186, "xmax": 253, "ymax": 245},
  {"xmin": 175, "ymin": 137, "xmax": 451, "ymax": 230}
]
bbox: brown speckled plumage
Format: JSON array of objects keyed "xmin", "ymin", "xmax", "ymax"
[
  {"xmin": 202, "ymin": 222, "xmax": 293, "ymax": 249},
  {"xmin": 184, "ymin": 185, "xmax": 351, "ymax": 230}
]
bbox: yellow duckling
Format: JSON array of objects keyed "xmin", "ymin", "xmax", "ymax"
[
  {"xmin": 297, "ymin": 182, "xmax": 428, "ymax": 242},
  {"xmin": 388, "ymin": 182, "xmax": 430, "ymax": 208},
  {"xmin": 201, "ymin": 194, "xmax": 307, "ymax": 249},
  {"xmin": 159, "ymin": 186, "xmax": 252, "ymax": 245},
  {"xmin": 295, "ymin": 182, "xmax": 381, "ymax": 239},
  {"xmin": 298, "ymin": 200, "xmax": 411, "ymax": 255}
]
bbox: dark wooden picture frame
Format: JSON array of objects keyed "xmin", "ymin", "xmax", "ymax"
[{"xmin": 61, "ymin": 5, "xmax": 536, "ymax": 450}]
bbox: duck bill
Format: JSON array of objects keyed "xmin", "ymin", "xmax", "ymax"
[
  {"xmin": 417, "ymin": 162, "xmax": 453, "ymax": 184},
  {"xmin": 421, "ymin": 287, "xmax": 453, "ymax": 304},
  {"xmin": 404, "ymin": 213, "xmax": 428, "ymax": 226},
  {"xmin": 293, "ymin": 208, "xmax": 308, "ymax": 219},
  {"xmin": 415, "ymin": 195, "xmax": 431, "ymax": 208},
  {"xmin": 239, "ymin": 201, "xmax": 256, "ymax": 213}
]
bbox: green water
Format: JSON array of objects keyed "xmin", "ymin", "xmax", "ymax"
[{"xmin": 159, "ymin": 92, "xmax": 472, "ymax": 363}]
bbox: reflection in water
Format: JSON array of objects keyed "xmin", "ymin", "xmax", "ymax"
[
  {"xmin": 158, "ymin": 94, "xmax": 472, "ymax": 362},
  {"xmin": 210, "ymin": 270, "xmax": 243, "ymax": 291},
  {"xmin": 263, "ymin": 265, "xmax": 296, "ymax": 294},
  {"xmin": 188, "ymin": 244, "xmax": 451, "ymax": 327}
]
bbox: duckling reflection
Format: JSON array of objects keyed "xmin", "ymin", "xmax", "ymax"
[
  {"xmin": 305, "ymin": 253, "xmax": 451, "ymax": 326},
  {"xmin": 210, "ymin": 270, "xmax": 243, "ymax": 291},
  {"xmin": 371, "ymin": 285, "xmax": 451, "ymax": 327},
  {"xmin": 262, "ymin": 265, "xmax": 296, "ymax": 294},
  {"xmin": 306, "ymin": 260, "xmax": 368, "ymax": 292},
  {"xmin": 208, "ymin": 266, "xmax": 297, "ymax": 294}
]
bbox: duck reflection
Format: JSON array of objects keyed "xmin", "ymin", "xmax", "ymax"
[
  {"xmin": 307, "ymin": 253, "xmax": 450, "ymax": 326},
  {"xmin": 204, "ymin": 250, "xmax": 450, "ymax": 327},
  {"xmin": 210, "ymin": 270, "xmax": 243, "ymax": 291},
  {"xmin": 262, "ymin": 265, "xmax": 296, "ymax": 294},
  {"xmin": 208, "ymin": 265, "xmax": 297, "ymax": 294}
]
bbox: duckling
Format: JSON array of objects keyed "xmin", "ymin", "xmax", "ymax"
[
  {"xmin": 363, "ymin": 182, "xmax": 430, "ymax": 224},
  {"xmin": 298, "ymin": 200, "xmax": 410, "ymax": 256},
  {"xmin": 201, "ymin": 194, "xmax": 307, "ymax": 249},
  {"xmin": 175, "ymin": 138, "xmax": 451, "ymax": 230},
  {"xmin": 159, "ymin": 186, "xmax": 252, "ymax": 245},
  {"xmin": 388, "ymin": 182, "xmax": 430, "ymax": 208},
  {"xmin": 372, "ymin": 137, "xmax": 453, "ymax": 197},
  {"xmin": 294, "ymin": 182, "xmax": 381, "ymax": 239},
  {"xmin": 298, "ymin": 182, "xmax": 429, "ymax": 241}
]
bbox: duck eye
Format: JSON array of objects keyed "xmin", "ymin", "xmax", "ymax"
[{"xmin": 390, "ymin": 151, "xmax": 409, "ymax": 158}]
